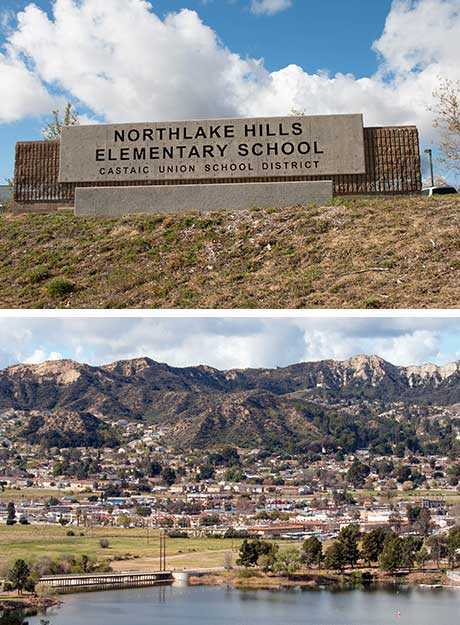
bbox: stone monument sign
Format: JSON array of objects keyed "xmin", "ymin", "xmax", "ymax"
[
  {"xmin": 59, "ymin": 114, "xmax": 365, "ymax": 184},
  {"xmin": 13, "ymin": 114, "xmax": 422, "ymax": 215}
]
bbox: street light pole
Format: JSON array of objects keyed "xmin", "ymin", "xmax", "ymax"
[{"xmin": 424, "ymin": 148, "xmax": 434, "ymax": 187}]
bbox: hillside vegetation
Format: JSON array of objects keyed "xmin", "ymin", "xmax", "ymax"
[
  {"xmin": 1, "ymin": 196, "xmax": 460, "ymax": 308},
  {"xmin": 3, "ymin": 355, "xmax": 460, "ymax": 453}
]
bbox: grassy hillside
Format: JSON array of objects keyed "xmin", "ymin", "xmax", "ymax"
[{"xmin": 1, "ymin": 195, "xmax": 459, "ymax": 308}]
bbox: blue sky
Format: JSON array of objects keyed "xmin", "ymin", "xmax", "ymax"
[
  {"xmin": 1, "ymin": 317, "xmax": 460, "ymax": 371},
  {"xmin": 1, "ymin": 0, "xmax": 458, "ymax": 182},
  {"xmin": 1, "ymin": 1, "xmax": 393, "ymax": 76}
]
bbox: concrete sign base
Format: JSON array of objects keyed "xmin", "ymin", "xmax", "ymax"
[{"xmin": 75, "ymin": 180, "xmax": 333, "ymax": 217}]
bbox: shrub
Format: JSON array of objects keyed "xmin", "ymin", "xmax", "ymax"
[
  {"xmin": 99, "ymin": 539, "xmax": 110, "ymax": 549},
  {"xmin": 66, "ymin": 530, "xmax": 75, "ymax": 536},
  {"xmin": 167, "ymin": 531, "xmax": 188, "ymax": 539},
  {"xmin": 362, "ymin": 296, "xmax": 382, "ymax": 309},
  {"xmin": 237, "ymin": 568, "xmax": 262, "ymax": 579},
  {"xmin": 46, "ymin": 278, "xmax": 75, "ymax": 298},
  {"xmin": 35, "ymin": 582, "xmax": 58, "ymax": 599},
  {"xmin": 29, "ymin": 265, "xmax": 50, "ymax": 284},
  {"xmin": 31, "ymin": 556, "xmax": 55, "ymax": 577},
  {"xmin": 23, "ymin": 578, "xmax": 36, "ymax": 593}
]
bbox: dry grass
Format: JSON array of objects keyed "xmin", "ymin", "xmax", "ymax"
[
  {"xmin": 0, "ymin": 525, "xmax": 244, "ymax": 571},
  {"xmin": 2, "ymin": 196, "xmax": 460, "ymax": 308},
  {"xmin": 0, "ymin": 525, "xmax": 302, "ymax": 572},
  {"xmin": 0, "ymin": 488, "xmax": 99, "ymax": 502}
]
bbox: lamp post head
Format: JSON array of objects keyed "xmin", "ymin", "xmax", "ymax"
[{"xmin": 424, "ymin": 148, "xmax": 432, "ymax": 155}]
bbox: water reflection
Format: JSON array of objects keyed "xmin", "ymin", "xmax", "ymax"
[{"xmin": 24, "ymin": 584, "xmax": 460, "ymax": 625}]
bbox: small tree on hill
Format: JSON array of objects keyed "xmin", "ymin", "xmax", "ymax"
[
  {"xmin": 415, "ymin": 508, "xmax": 432, "ymax": 537},
  {"xmin": 161, "ymin": 467, "xmax": 177, "ymax": 486},
  {"xmin": 431, "ymin": 78, "xmax": 460, "ymax": 174},
  {"xmin": 361, "ymin": 528, "xmax": 387, "ymax": 567},
  {"xmin": 42, "ymin": 102, "xmax": 79, "ymax": 140},
  {"xmin": 302, "ymin": 536, "xmax": 323, "ymax": 568},
  {"xmin": 198, "ymin": 464, "xmax": 215, "ymax": 480},
  {"xmin": 337, "ymin": 524, "xmax": 360, "ymax": 568},
  {"xmin": 80, "ymin": 554, "xmax": 90, "ymax": 572},
  {"xmin": 237, "ymin": 539, "xmax": 278, "ymax": 568},
  {"xmin": 400, "ymin": 536, "xmax": 421, "ymax": 571},
  {"xmin": 428, "ymin": 535, "xmax": 447, "ymax": 568},
  {"xmin": 447, "ymin": 526, "xmax": 460, "ymax": 568},
  {"xmin": 6, "ymin": 501, "xmax": 16, "ymax": 525},
  {"xmin": 273, "ymin": 548, "xmax": 301, "ymax": 579},
  {"xmin": 224, "ymin": 552, "xmax": 233, "ymax": 571},
  {"xmin": 324, "ymin": 541, "xmax": 346, "ymax": 573},
  {"xmin": 379, "ymin": 534, "xmax": 402, "ymax": 574},
  {"xmin": 237, "ymin": 539, "xmax": 257, "ymax": 567},
  {"xmin": 415, "ymin": 547, "xmax": 429, "ymax": 569},
  {"xmin": 7, "ymin": 559, "xmax": 31, "ymax": 595},
  {"xmin": 346, "ymin": 461, "xmax": 370, "ymax": 487}
]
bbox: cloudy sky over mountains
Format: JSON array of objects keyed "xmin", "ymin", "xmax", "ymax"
[
  {"xmin": 1, "ymin": 0, "xmax": 460, "ymax": 180},
  {"xmin": 1, "ymin": 317, "xmax": 460, "ymax": 371}
]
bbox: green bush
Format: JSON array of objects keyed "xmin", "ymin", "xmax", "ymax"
[
  {"xmin": 237, "ymin": 568, "xmax": 262, "ymax": 579},
  {"xmin": 29, "ymin": 265, "xmax": 50, "ymax": 284},
  {"xmin": 362, "ymin": 296, "xmax": 382, "ymax": 309},
  {"xmin": 46, "ymin": 278, "xmax": 75, "ymax": 298}
]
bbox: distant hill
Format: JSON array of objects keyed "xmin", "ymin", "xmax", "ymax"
[
  {"xmin": 2, "ymin": 355, "xmax": 460, "ymax": 452},
  {"xmin": 18, "ymin": 410, "xmax": 119, "ymax": 449},
  {"xmin": 1, "ymin": 196, "xmax": 460, "ymax": 308}
]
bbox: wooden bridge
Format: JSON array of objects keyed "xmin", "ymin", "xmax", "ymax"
[{"xmin": 40, "ymin": 570, "xmax": 173, "ymax": 593}]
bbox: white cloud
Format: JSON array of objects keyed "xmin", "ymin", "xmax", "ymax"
[
  {"xmin": 0, "ymin": 0, "xmax": 459, "ymax": 142},
  {"xmin": 23, "ymin": 348, "xmax": 63, "ymax": 364},
  {"xmin": 0, "ymin": 51, "xmax": 53, "ymax": 122},
  {"xmin": 2, "ymin": 0, "xmax": 264, "ymax": 123},
  {"xmin": 292, "ymin": 327, "xmax": 444, "ymax": 368},
  {"xmin": 250, "ymin": 0, "xmax": 293, "ymax": 15},
  {"xmin": 0, "ymin": 318, "xmax": 460, "ymax": 371}
]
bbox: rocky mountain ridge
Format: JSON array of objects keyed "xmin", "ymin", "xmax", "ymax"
[{"xmin": 2, "ymin": 355, "xmax": 460, "ymax": 450}]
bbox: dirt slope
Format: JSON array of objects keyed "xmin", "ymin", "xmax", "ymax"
[{"xmin": 1, "ymin": 196, "xmax": 459, "ymax": 308}]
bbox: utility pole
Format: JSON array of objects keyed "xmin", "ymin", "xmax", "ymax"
[
  {"xmin": 159, "ymin": 530, "xmax": 166, "ymax": 571},
  {"xmin": 424, "ymin": 148, "xmax": 434, "ymax": 187}
]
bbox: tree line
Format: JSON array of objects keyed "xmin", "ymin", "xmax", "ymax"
[{"xmin": 237, "ymin": 523, "xmax": 460, "ymax": 577}]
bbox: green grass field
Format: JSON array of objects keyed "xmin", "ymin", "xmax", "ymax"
[
  {"xmin": 0, "ymin": 525, "xmax": 244, "ymax": 572},
  {"xmin": 0, "ymin": 525, "xmax": 302, "ymax": 573},
  {"xmin": 0, "ymin": 489, "xmax": 98, "ymax": 502}
]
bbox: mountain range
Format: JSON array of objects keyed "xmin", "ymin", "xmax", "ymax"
[{"xmin": 2, "ymin": 355, "xmax": 460, "ymax": 451}]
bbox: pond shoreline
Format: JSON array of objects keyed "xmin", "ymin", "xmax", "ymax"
[
  {"xmin": 188, "ymin": 569, "xmax": 459, "ymax": 590},
  {"xmin": 0, "ymin": 596, "xmax": 61, "ymax": 617}
]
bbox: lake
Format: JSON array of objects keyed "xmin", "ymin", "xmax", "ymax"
[{"xmin": 28, "ymin": 584, "xmax": 460, "ymax": 625}]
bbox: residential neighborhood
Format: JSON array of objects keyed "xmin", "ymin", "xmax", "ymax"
[{"xmin": 1, "ymin": 406, "xmax": 460, "ymax": 545}]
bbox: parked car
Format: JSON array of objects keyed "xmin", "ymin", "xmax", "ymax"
[{"xmin": 421, "ymin": 185, "xmax": 458, "ymax": 196}]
